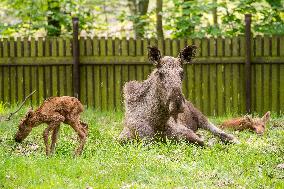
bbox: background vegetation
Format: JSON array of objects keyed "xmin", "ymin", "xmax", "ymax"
[
  {"xmin": 0, "ymin": 107, "xmax": 283, "ymax": 188},
  {"xmin": 0, "ymin": 0, "xmax": 284, "ymax": 38}
]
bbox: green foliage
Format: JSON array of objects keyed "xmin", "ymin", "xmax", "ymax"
[
  {"xmin": 0, "ymin": 108, "xmax": 283, "ymax": 188},
  {"xmin": 0, "ymin": 0, "xmax": 283, "ymax": 38},
  {"xmin": 0, "ymin": 0, "xmax": 96, "ymax": 37},
  {"xmin": 0, "ymin": 102, "xmax": 5, "ymax": 114}
]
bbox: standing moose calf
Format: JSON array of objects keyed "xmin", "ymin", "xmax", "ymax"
[
  {"xmin": 119, "ymin": 45, "xmax": 237, "ymax": 145},
  {"xmin": 15, "ymin": 96, "xmax": 88, "ymax": 156}
]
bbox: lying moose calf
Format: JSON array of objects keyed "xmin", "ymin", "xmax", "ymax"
[
  {"xmin": 15, "ymin": 96, "xmax": 88, "ymax": 156},
  {"xmin": 220, "ymin": 111, "xmax": 270, "ymax": 135}
]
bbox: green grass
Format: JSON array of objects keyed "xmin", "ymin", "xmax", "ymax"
[{"xmin": 0, "ymin": 107, "xmax": 284, "ymax": 188}]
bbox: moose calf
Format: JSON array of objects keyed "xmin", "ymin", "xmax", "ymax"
[
  {"xmin": 15, "ymin": 96, "xmax": 88, "ymax": 156},
  {"xmin": 220, "ymin": 111, "xmax": 270, "ymax": 135}
]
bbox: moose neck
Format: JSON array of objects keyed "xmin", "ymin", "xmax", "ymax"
[
  {"xmin": 27, "ymin": 111, "xmax": 42, "ymax": 128},
  {"xmin": 143, "ymin": 74, "xmax": 170, "ymax": 129}
]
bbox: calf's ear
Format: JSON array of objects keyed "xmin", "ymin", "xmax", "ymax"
[
  {"xmin": 148, "ymin": 46, "xmax": 162, "ymax": 67},
  {"xmin": 178, "ymin": 45, "xmax": 197, "ymax": 64},
  {"xmin": 26, "ymin": 108, "xmax": 34, "ymax": 118},
  {"xmin": 261, "ymin": 111, "xmax": 271, "ymax": 123}
]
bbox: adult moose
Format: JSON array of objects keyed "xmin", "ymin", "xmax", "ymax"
[{"xmin": 119, "ymin": 46, "xmax": 238, "ymax": 145}]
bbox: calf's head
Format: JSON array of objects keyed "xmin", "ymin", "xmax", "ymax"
[
  {"xmin": 15, "ymin": 109, "xmax": 34, "ymax": 142},
  {"xmin": 245, "ymin": 111, "xmax": 270, "ymax": 135},
  {"xmin": 148, "ymin": 45, "xmax": 197, "ymax": 119}
]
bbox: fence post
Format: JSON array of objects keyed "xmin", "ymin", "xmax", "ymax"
[
  {"xmin": 245, "ymin": 14, "xmax": 252, "ymax": 113},
  {"xmin": 72, "ymin": 17, "xmax": 80, "ymax": 99}
]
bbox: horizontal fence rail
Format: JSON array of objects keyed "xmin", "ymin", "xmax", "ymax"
[{"xmin": 0, "ymin": 36, "xmax": 283, "ymax": 115}]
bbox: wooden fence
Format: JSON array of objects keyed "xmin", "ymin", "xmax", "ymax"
[{"xmin": 0, "ymin": 35, "xmax": 283, "ymax": 116}]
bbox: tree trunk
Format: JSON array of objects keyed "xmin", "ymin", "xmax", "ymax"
[
  {"xmin": 47, "ymin": 0, "xmax": 61, "ymax": 36},
  {"xmin": 212, "ymin": 0, "xmax": 218, "ymax": 25},
  {"xmin": 127, "ymin": 0, "xmax": 149, "ymax": 38},
  {"xmin": 156, "ymin": 0, "xmax": 164, "ymax": 38}
]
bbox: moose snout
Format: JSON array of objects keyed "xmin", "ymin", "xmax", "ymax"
[
  {"xmin": 15, "ymin": 136, "xmax": 23, "ymax": 143},
  {"xmin": 168, "ymin": 96, "xmax": 186, "ymax": 121}
]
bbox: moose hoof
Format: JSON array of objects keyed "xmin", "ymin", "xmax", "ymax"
[{"xmin": 220, "ymin": 133, "xmax": 240, "ymax": 144}]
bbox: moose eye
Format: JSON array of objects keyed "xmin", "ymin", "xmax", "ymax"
[{"xmin": 158, "ymin": 71, "xmax": 165, "ymax": 80}]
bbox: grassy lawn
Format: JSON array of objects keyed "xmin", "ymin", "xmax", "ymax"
[{"xmin": 0, "ymin": 107, "xmax": 283, "ymax": 188}]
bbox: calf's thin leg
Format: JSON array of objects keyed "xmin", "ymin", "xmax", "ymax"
[
  {"xmin": 50, "ymin": 125, "xmax": 60, "ymax": 154},
  {"xmin": 80, "ymin": 120, "xmax": 88, "ymax": 135},
  {"xmin": 69, "ymin": 119, "xmax": 87, "ymax": 156},
  {"xmin": 43, "ymin": 122, "xmax": 60, "ymax": 156}
]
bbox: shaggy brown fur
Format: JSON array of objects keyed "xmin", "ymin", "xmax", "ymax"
[
  {"xmin": 165, "ymin": 101, "xmax": 237, "ymax": 144},
  {"xmin": 119, "ymin": 46, "xmax": 237, "ymax": 145},
  {"xmin": 220, "ymin": 111, "xmax": 270, "ymax": 135},
  {"xmin": 15, "ymin": 96, "xmax": 88, "ymax": 156}
]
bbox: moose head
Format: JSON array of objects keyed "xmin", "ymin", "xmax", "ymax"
[
  {"xmin": 15, "ymin": 109, "xmax": 34, "ymax": 142},
  {"xmin": 147, "ymin": 45, "xmax": 197, "ymax": 120},
  {"xmin": 244, "ymin": 111, "xmax": 270, "ymax": 135}
]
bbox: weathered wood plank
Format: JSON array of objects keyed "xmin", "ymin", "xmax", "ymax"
[
  {"xmin": 201, "ymin": 38, "xmax": 208, "ymax": 57},
  {"xmin": 271, "ymin": 64, "xmax": 278, "ymax": 113},
  {"xmin": 9, "ymin": 38, "xmax": 15, "ymax": 57},
  {"xmin": 216, "ymin": 64, "xmax": 224, "ymax": 115},
  {"xmin": 3, "ymin": 66, "xmax": 10, "ymax": 103},
  {"xmin": 114, "ymin": 38, "xmax": 120, "ymax": 56},
  {"xmin": 193, "ymin": 38, "xmax": 201, "ymax": 57},
  {"xmin": 86, "ymin": 37, "xmax": 93, "ymax": 56},
  {"xmin": 87, "ymin": 65, "xmax": 94, "ymax": 107},
  {"xmin": 100, "ymin": 66, "xmax": 107, "ymax": 111},
  {"xmin": 280, "ymin": 64, "xmax": 284, "ymax": 114},
  {"xmin": 172, "ymin": 39, "xmax": 179, "ymax": 57},
  {"xmin": 80, "ymin": 65, "xmax": 86, "ymax": 105},
  {"xmin": 107, "ymin": 65, "xmax": 115, "ymax": 111},
  {"xmin": 93, "ymin": 37, "xmax": 99, "ymax": 56},
  {"xmin": 107, "ymin": 38, "xmax": 113, "ymax": 56},
  {"xmin": 45, "ymin": 38, "xmax": 50, "ymax": 57},
  {"xmin": 209, "ymin": 63, "xmax": 217, "ymax": 116},
  {"xmin": 186, "ymin": 64, "xmax": 194, "ymax": 103},
  {"xmin": 3, "ymin": 38, "xmax": 9, "ymax": 57},
  {"xmin": 94, "ymin": 65, "xmax": 101, "ymax": 110},
  {"xmin": 52, "ymin": 38, "xmax": 57, "ymax": 57},
  {"xmin": 251, "ymin": 65, "xmax": 256, "ymax": 112},
  {"xmin": 232, "ymin": 64, "xmax": 239, "ymax": 114},
  {"xmin": 165, "ymin": 38, "xmax": 171, "ymax": 56},
  {"xmin": 114, "ymin": 65, "xmax": 122, "ymax": 111},
  {"xmin": 194, "ymin": 64, "xmax": 202, "ymax": 110},
  {"xmin": 121, "ymin": 38, "xmax": 128, "ymax": 56},
  {"xmin": 239, "ymin": 64, "xmax": 246, "ymax": 113},
  {"xmin": 224, "ymin": 64, "xmax": 232, "ymax": 114},
  {"xmin": 202, "ymin": 64, "xmax": 209, "ymax": 115},
  {"xmin": 255, "ymin": 64, "xmax": 262, "ymax": 113},
  {"xmin": 263, "ymin": 64, "xmax": 270, "ymax": 113}
]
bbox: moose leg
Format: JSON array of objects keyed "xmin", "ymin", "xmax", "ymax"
[
  {"xmin": 69, "ymin": 119, "xmax": 87, "ymax": 156},
  {"xmin": 80, "ymin": 120, "xmax": 88, "ymax": 136},
  {"xmin": 165, "ymin": 122, "xmax": 204, "ymax": 146},
  {"xmin": 43, "ymin": 123, "xmax": 58, "ymax": 156},
  {"xmin": 50, "ymin": 125, "xmax": 60, "ymax": 154},
  {"xmin": 135, "ymin": 124, "xmax": 155, "ymax": 142},
  {"xmin": 119, "ymin": 127, "xmax": 132, "ymax": 142},
  {"xmin": 201, "ymin": 121, "xmax": 239, "ymax": 143}
]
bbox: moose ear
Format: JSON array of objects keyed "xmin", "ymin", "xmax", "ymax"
[
  {"xmin": 261, "ymin": 111, "xmax": 270, "ymax": 123},
  {"xmin": 178, "ymin": 45, "xmax": 197, "ymax": 64},
  {"xmin": 148, "ymin": 46, "xmax": 162, "ymax": 67},
  {"xmin": 26, "ymin": 108, "xmax": 34, "ymax": 118},
  {"xmin": 244, "ymin": 115, "xmax": 253, "ymax": 123}
]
